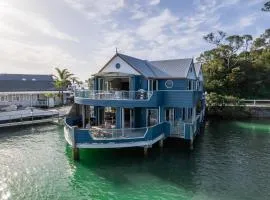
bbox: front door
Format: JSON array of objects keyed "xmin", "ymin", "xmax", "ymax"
[
  {"xmin": 98, "ymin": 78, "xmax": 104, "ymax": 91},
  {"xmin": 165, "ymin": 108, "xmax": 175, "ymax": 124},
  {"xmin": 146, "ymin": 109, "xmax": 158, "ymax": 127},
  {"xmin": 123, "ymin": 108, "xmax": 134, "ymax": 128}
]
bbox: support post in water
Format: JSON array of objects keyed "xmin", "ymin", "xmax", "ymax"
[
  {"xmin": 144, "ymin": 146, "xmax": 148, "ymax": 156},
  {"xmin": 159, "ymin": 139, "xmax": 164, "ymax": 148},
  {"xmin": 73, "ymin": 147, "xmax": 80, "ymax": 161},
  {"xmin": 190, "ymin": 139, "xmax": 194, "ymax": 150},
  {"xmin": 72, "ymin": 126, "xmax": 80, "ymax": 161}
]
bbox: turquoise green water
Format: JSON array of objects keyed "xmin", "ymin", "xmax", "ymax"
[{"xmin": 1, "ymin": 120, "xmax": 270, "ymax": 200}]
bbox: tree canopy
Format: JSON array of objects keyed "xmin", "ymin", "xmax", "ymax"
[
  {"xmin": 199, "ymin": 28, "xmax": 270, "ymax": 101},
  {"xmin": 262, "ymin": 1, "xmax": 270, "ymax": 11}
]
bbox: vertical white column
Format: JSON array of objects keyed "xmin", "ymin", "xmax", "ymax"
[
  {"xmin": 158, "ymin": 106, "xmax": 161, "ymax": 123},
  {"xmin": 193, "ymin": 106, "xmax": 196, "ymax": 122},
  {"xmin": 121, "ymin": 108, "xmax": 125, "ymax": 136},
  {"xmin": 185, "ymin": 108, "xmax": 189, "ymax": 121},
  {"xmin": 82, "ymin": 105, "xmax": 85, "ymax": 128},
  {"xmin": 122, "ymin": 108, "xmax": 125, "ymax": 128}
]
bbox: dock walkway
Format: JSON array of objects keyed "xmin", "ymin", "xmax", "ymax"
[{"xmin": 0, "ymin": 106, "xmax": 71, "ymax": 128}]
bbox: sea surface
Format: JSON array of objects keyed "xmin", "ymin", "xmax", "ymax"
[{"xmin": 1, "ymin": 120, "xmax": 270, "ymax": 200}]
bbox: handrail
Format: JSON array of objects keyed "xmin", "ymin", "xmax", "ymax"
[
  {"xmin": 75, "ymin": 90, "xmax": 154, "ymax": 100},
  {"xmin": 240, "ymin": 99, "xmax": 270, "ymax": 107},
  {"xmin": 89, "ymin": 122, "xmax": 165, "ymax": 140},
  {"xmin": 65, "ymin": 117, "xmax": 166, "ymax": 141}
]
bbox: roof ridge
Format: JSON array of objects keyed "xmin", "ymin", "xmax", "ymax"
[
  {"xmin": 117, "ymin": 53, "xmax": 145, "ymax": 76},
  {"xmin": 117, "ymin": 53, "xmax": 144, "ymax": 61},
  {"xmin": 144, "ymin": 60, "xmax": 158, "ymax": 77}
]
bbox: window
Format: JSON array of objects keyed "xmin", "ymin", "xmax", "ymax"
[
  {"xmin": 98, "ymin": 78, "xmax": 104, "ymax": 91},
  {"xmin": 165, "ymin": 108, "xmax": 175, "ymax": 122},
  {"xmin": 146, "ymin": 109, "xmax": 158, "ymax": 126},
  {"xmin": 149, "ymin": 80, "xmax": 154, "ymax": 91},
  {"xmin": 188, "ymin": 80, "xmax": 192, "ymax": 90},
  {"xmin": 165, "ymin": 80, "xmax": 173, "ymax": 88},
  {"xmin": 115, "ymin": 63, "xmax": 121, "ymax": 69}
]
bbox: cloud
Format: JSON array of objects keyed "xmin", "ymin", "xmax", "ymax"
[
  {"xmin": 0, "ymin": 38, "xmax": 89, "ymax": 75},
  {"xmin": 64, "ymin": 0, "xmax": 124, "ymax": 20},
  {"xmin": 0, "ymin": 2, "xmax": 78, "ymax": 42},
  {"xmin": 238, "ymin": 14, "xmax": 258, "ymax": 28},
  {"xmin": 149, "ymin": 0, "xmax": 160, "ymax": 6},
  {"xmin": 0, "ymin": 0, "xmax": 268, "ymax": 80},
  {"xmin": 130, "ymin": 10, "xmax": 148, "ymax": 20},
  {"xmin": 136, "ymin": 9, "xmax": 178, "ymax": 41}
]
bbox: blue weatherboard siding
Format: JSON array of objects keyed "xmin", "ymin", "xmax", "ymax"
[{"xmin": 158, "ymin": 79, "xmax": 187, "ymax": 90}]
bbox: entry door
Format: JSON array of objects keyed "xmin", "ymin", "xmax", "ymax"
[
  {"xmin": 123, "ymin": 108, "xmax": 134, "ymax": 128},
  {"xmin": 146, "ymin": 109, "xmax": 158, "ymax": 127},
  {"xmin": 98, "ymin": 78, "xmax": 104, "ymax": 91},
  {"xmin": 165, "ymin": 108, "xmax": 175, "ymax": 124}
]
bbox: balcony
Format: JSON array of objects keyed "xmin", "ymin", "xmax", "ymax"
[
  {"xmin": 64, "ymin": 117, "xmax": 170, "ymax": 148},
  {"xmin": 74, "ymin": 90, "xmax": 159, "ymax": 107},
  {"xmin": 75, "ymin": 90, "xmax": 153, "ymax": 100},
  {"xmin": 74, "ymin": 89, "xmax": 203, "ymax": 107}
]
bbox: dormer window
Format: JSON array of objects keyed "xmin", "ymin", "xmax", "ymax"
[
  {"xmin": 22, "ymin": 78, "xmax": 26, "ymax": 81},
  {"xmin": 32, "ymin": 78, "xmax": 36, "ymax": 81}
]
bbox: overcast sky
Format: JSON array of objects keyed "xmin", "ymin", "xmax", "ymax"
[{"xmin": 0, "ymin": 0, "xmax": 269, "ymax": 80}]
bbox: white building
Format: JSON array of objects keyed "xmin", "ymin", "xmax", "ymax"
[{"xmin": 0, "ymin": 74, "xmax": 72, "ymax": 108}]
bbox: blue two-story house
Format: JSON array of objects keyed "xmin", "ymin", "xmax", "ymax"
[{"xmin": 64, "ymin": 53, "xmax": 205, "ymax": 159}]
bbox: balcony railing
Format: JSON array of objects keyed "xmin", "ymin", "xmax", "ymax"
[
  {"xmin": 64, "ymin": 117, "xmax": 170, "ymax": 148},
  {"xmin": 90, "ymin": 127, "xmax": 147, "ymax": 139},
  {"xmin": 75, "ymin": 90, "xmax": 153, "ymax": 100}
]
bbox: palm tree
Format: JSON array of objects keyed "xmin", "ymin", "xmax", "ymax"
[{"xmin": 54, "ymin": 68, "xmax": 74, "ymax": 105}]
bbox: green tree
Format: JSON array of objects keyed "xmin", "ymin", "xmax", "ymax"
[
  {"xmin": 54, "ymin": 68, "xmax": 74, "ymax": 105},
  {"xmin": 200, "ymin": 28, "xmax": 270, "ymax": 101},
  {"xmin": 262, "ymin": 1, "xmax": 270, "ymax": 11}
]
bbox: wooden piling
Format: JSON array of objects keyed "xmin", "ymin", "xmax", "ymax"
[
  {"xmin": 189, "ymin": 139, "xmax": 194, "ymax": 150},
  {"xmin": 72, "ymin": 147, "xmax": 80, "ymax": 161},
  {"xmin": 72, "ymin": 126, "xmax": 80, "ymax": 161},
  {"xmin": 159, "ymin": 139, "xmax": 164, "ymax": 148},
  {"xmin": 144, "ymin": 146, "xmax": 148, "ymax": 156}
]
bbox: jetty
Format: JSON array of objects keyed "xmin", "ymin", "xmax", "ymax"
[{"xmin": 0, "ymin": 106, "xmax": 71, "ymax": 128}]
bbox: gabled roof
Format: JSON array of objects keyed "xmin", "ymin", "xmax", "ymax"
[
  {"xmin": 0, "ymin": 74, "xmax": 57, "ymax": 92},
  {"xmin": 117, "ymin": 53, "xmax": 157, "ymax": 78},
  {"xmin": 99, "ymin": 53, "xmax": 194, "ymax": 79},
  {"xmin": 194, "ymin": 63, "xmax": 202, "ymax": 78},
  {"xmin": 149, "ymin": 58, "xmax": 193, "ymax": 78}
]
